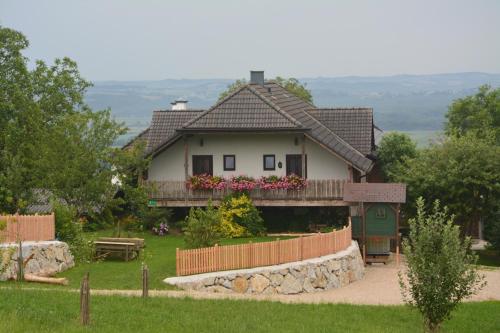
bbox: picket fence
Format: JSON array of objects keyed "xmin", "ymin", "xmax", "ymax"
[
  {"xmin": 0, "ymin": 213, "xmax": 55, "ymax": 243},
  {"xmin": 176, "ymin": 220, "xmax": 352, "ymax": 276}
]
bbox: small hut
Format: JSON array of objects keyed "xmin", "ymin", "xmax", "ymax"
[{"xmin": 344, "ymin": 183, "xmax": 406, "ymax": 264}]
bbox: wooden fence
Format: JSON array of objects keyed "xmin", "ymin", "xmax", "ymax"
[
  {"xmin": 0, "ymin": 213, "xmax": 55, "ymax": 243},
  {"xmin": 176, "ymin": 220, "xmax": 352, "ymax": 276}
]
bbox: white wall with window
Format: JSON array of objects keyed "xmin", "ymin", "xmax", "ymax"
[{"xmin": 147, "ymin": 133, "xmax": 350, "ymax": 181}]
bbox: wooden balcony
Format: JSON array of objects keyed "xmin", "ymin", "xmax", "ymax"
[{"xmin": 144, "ymin": 179, "xmax": 349, "ymax": 207}]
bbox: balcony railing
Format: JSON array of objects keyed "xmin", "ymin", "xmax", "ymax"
[{"xmin": 145, "ymin": 179, "xmax": 346, "ymax": 202}]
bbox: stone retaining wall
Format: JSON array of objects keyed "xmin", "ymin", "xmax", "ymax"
[
  {"xmin": 0, "ymin": 241, "xmax": 74, "ymax": 281},
  {"xmin": 164, "ymin": 241, "xmax": 364, "ymax": 295}
]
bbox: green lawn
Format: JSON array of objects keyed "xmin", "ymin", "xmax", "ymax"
[
  {"xmin": 6, "ymin": 231, "xmax": 292, "ymax": 291},
  {"xmin": 1, "ymin": 289, "xmax": 499, "ymax": 333}
]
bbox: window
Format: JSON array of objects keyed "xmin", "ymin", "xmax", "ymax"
[
  {"xmin": 223, "ymin": 155, "xmax": 236, "ymax": 171},
  {"xmin": 375, "ymin": 207, "xmax": 386, "ymax": 219},
  {"xmin": 263, "ymin": 155, "xmax": 275, "ymax": 171},
  {"xmin": 192, "ymin": 155, "xmax": 213, "ymax": 175},
  {"xmin": 286, "ymin": 154, "xmax": 307, "ymax": 178}
]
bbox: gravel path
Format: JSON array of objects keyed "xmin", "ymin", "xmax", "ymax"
[{"xmin": 8, "ymin": 262, "xmax": 498, "ymax": 306}]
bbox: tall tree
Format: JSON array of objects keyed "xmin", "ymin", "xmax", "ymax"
[
  {"xmin": 395, "ymin": 134, "xmax": 500, "ymax": 236},
  {"xmin": 218, "ymin": 77, "xmax": 313, "ymax": 104},
  {"xmin": 376, "ymin": 132, "xmax": 418, "ymax": 181},
  {"xmin": 445, "ymin": 85, "xmax": 500, "ymax": 144},
  {"xmin": 0, "ymin": 26, "xmax": 139, "ymax": 216}
]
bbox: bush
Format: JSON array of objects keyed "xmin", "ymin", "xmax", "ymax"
[
  {"xmin": 53, "ymin": 202, "xmax": 94, "ymax": 263},
  {"xmin": 484, "ymin": 212, "xmax": 500, "ymax": 251},
  {"xmin": 139, "ymin": 207, "xmax": 172, "ymax": 232},
  {"xmin": 399, "ymin": 198, "xmax": 486, "ymax": 332},
  {"xmin": 220, "ymin": 194, "xmax": 265, "ymax": 237},
  {"xmin": 183, "ymin": 202, "xmax": 221, "ymax": 248}
]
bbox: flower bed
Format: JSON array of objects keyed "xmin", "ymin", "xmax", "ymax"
[
  {"xmin": 259, "ymin": 174, "xmax": 307, "ymax": 190},
  {"xmin": 187, "ymin": 174, "xmax": 226, "ymax": 190},
  {"xmin": 230, "ymin": 175, "xmax": 257, "ymax": 191},
  {"xmin": 186, "ymin": 174, "xmax": 307, "ymax": 191}
]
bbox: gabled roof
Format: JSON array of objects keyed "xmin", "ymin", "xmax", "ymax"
[
  {"xmin": 306, "ymin": 108, "xmax": 374, "ymax": 155},
  {"xmin": 146, "ymin": 110, "xmax": 204, "ymax": 154},
  {"xmin": 135, "ymin": 80, "xmax": 376, "ymax": 172},
  {"xmin": 181, "ymin": 85, "xmax": 303, "ymax": 131},
  {"xmin": 251, "ymin": 82, "xmax": 374, "ymax": 172},
  {"xmin": 122, "ymin": 127, "xmax": 150, "ymax": 150}
]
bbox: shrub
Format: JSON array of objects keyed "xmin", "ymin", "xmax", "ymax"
[
  {"xmin": 220, "ymin": 194, "xmax": 265, "ymax": 236},
  {"xmin": 183, "ymin": 201, "xmax": 221, "ymax": 248},
  {"xmin": 138, "ymin": 207, "xmax": 172, "ymax": 233},
  {"xmin": 53, "ymin": 202, "xmax": 94, "ymax": 263},
  {"xmin": 399, "ymin": 198, "xmax": 486, "ymax": 333},
  {"xmin": 152, "ymin": 222, "xmax": 169, "ymax": 236}
]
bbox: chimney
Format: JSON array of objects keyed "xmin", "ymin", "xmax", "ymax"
[
  {"xmin": 171, "ymin": 99, "xmax": 188, "ymax": 110},
  {"xmin": 250, "ymin": 70, "xmax": 265, "ymax": 85}
]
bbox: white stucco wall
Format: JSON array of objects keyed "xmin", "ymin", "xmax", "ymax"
[{"xmin": 148, "ymin": 133, "xmax": 350, "ymax": 181}]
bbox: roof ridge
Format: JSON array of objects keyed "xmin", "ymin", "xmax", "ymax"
[
  {"xmin": 309, "ymin": 107, "xmax": 373, "ymax": 111},
  {"xmin": 266, "ymin": 80, "xmax": 317, "ymax": 109},
  {"xmin": 153, "ymin": 109, "xmax": 205, "ymax": 113},
  {"xmin": 245, "ymin": 84, "xmax": 303, "ymax": 128},
  {"xmin": 182, "ymin": 84, "xmax": 303, "ymax": 129}
]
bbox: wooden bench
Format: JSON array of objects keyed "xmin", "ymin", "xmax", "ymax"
[
  {"xmin": 97, "ymin": 237, "xmax": 145, "ymax": 251},
  {"xmin": 94, "ymin": 241, "xmax": 137, "ymax": 261}
]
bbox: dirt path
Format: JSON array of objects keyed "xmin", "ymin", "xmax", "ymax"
[{"xmin": 5, "ymin": 263, "xmax": 499, "ymax": 305}]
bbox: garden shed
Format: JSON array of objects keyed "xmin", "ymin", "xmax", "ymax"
[{"xmin": 344, "ymin": 183, "xmax": 406, "ymax": 264}]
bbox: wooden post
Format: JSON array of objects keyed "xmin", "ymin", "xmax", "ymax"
[
  {"xmin": 396, "ymin": 203, "xmax": 400, "ymax": 267},
  {"xmin": 361, "ymin": 202, "xmax": 367, "ymax": 265},
  {"xmin": 17, "ymin": 240, "xmax": 24, "ymax": 282},
  {"xmin": 142, "ymin": 264, "xmax": 149, "ymax": 298},
  {"xmin": 301, "ymin": 135, "xmax": 306, "ymax": 200},
  {"xmin": 176, "ymin": 248, "xmax": 180, "ymax": 276},
  {"xmin": 277, "ymin": 238, "xmax": 281, "ymax": 264},
  {"xmin": 183, "ymin": 136, "xmax": 189, "ymax": 182},
  {"xmin": 80, "ymin": 272, "xmax": 90, "ymax": 326},
  {"xmin": 299, "ymin": 235, "xmax": 303, "ymax": 260}
]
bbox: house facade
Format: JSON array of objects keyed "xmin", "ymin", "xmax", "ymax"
[{"xmin": 130, "ymin": 71, "xmax": 379, "ymax": 207}]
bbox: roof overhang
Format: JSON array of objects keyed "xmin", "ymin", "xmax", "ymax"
[{"xmin": 343, "ymin": 183, "xmax": 406, "ymax": 203}]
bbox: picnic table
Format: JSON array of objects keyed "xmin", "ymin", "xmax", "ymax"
[{"xmin": 94, "ymin": 237, "xmax": 145, "ymax": 261}]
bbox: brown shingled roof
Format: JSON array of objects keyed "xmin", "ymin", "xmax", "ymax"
[
  {"xmin": 252, "ymin": 82, "xmax": 374, "ymax": 172},
  {"xmin": 181, "ymin": 85, "xmax": 302, "ymax": 130},
  {"xmin": 343, "ymin": 183, "xmax": 406, "ymax": 203},
  {"xmin": 307, "ymin": 108, "xmax": 374, "ymax": 155},
  {"xmin": 146, "ymin": 110, "xmax": 204, "ymax": 154}
]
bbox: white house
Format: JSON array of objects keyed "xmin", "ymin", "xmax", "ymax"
[{"xmin": 127, "ymin": 71, "xmax": 380, "ymax": 207}]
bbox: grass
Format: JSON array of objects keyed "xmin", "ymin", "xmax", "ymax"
[
  {"xmin": 5, "ymin": 230, "xmax": 292, "ymax": 291},
  {"xmin": 1, "ymin": 289, "xmax": 499, "ymax": 333},
  {"xmin": 476, "ymin": 249, "xmax": 500, "ymax": 267}
]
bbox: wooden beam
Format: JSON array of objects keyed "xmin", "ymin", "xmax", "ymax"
[
  {"xmin": 361, "ymin": 201, "xmax": 366, "ymax": 265},
  {"xmin": 183, "ymin": 136, "xmax": 189, "ymax": 182},
  {"xmin": 153, "ymin": 199, "xmax": 351, "ymax": 207},
  {"xmin": 301, "ymin": 135, "xmax": 306, "ymax": 200}
]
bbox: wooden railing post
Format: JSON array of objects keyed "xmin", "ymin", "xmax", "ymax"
[
  {"xmin": 248, "ymin": 241, "xmax": 253, "ymax": 268},
  {"xmin": 277, "ymin": 238, "xmax": 281, "ymax": 264}
]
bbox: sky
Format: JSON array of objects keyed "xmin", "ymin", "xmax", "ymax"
[{"xmin": 1, "ymin": 0, "xmax": 499, "ymax": 81}]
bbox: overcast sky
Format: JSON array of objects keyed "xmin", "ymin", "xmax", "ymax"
[{"xmin": 1, "ymin": 0, "xmax": 499, "ymax": 81}]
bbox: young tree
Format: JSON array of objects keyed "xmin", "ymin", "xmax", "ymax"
[
  {"xmin": 399, "ymin": 198, "xmax": 485, "ymax": 333},
  {"xmin": 218, "ymin": 77, "xmax": 313, "ymax": 104},
  {"xmin": 445, "ymin": 85, "xmax": 500, "ymax": 144},
  {"xmin": 377, "ymin": 132, "xmax": 418, "ymax": 181}
]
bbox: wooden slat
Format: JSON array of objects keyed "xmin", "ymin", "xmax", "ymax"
[{"xmin": 176, "ymin": 219, "xmax": 353, "ymax": 276}]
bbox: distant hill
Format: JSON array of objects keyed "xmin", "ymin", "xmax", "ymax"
[{"xmin": 85, "ymin": 73, "xmax": 500, "ymax": 146}]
